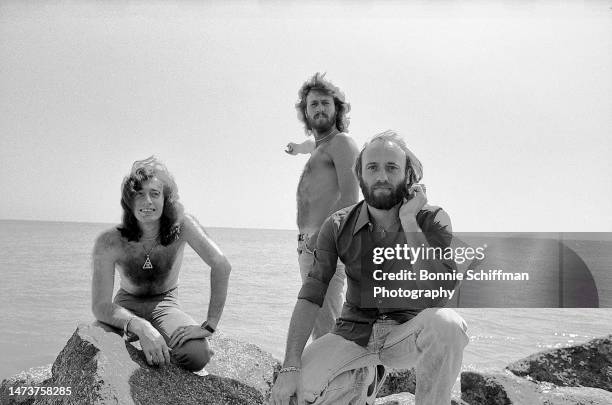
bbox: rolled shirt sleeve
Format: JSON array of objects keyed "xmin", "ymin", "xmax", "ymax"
[{"xmin": 297, "ymin": 217, "xmax": 339, "ymax": 307}]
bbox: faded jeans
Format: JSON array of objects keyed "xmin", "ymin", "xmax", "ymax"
[
  {"xmin": 299, "ymin": 308, "xmax": 469, "ymax": 405},
  {"xmin": 298, "ymin": 235, "xmax": 346, "ymax": 340},
  {"xmin": 113, "ymin": 287, "xmax": 212, "ymax": 371}
]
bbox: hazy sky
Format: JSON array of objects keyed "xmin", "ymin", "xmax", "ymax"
[{"xmin": 1, "ymin": 1, "xmax": 611, "ymax": 231}]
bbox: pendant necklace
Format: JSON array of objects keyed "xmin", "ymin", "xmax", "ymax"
[{"xmin": 141, "ymin": 236, "xmax": 159, "ymax": 270}]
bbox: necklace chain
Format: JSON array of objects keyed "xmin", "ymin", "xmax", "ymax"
[
  {"xmin": 315, "ymin": 129, "xmax": 339, "ymax": 146},
  {"xmin": 142, "ymin": 240, "xmax": 158, "ymax": 256},
  {"xmin": 141, "ymin": 235, "xmax": 159, "ymax": 270}
]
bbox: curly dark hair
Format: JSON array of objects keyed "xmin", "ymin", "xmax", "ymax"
[
  {"xmin": 295, "ymin": 72, "xmax": 351, "ymax": 135},
  {"xmin": 117, "ymin": 157, "xmax": 183, "ymax": 246}
]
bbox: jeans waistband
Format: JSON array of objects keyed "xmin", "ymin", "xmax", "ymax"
[{"xmin": 117, "ymin": 286, "xmax": 179, "ymax": 300}]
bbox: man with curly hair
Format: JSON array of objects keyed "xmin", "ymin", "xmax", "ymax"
[
  {"xmin": 286, "ymin": 73, "xmax": 360, "ymax": 340},
  {"xmin": 91, "ymin": 156, "xmax": 231, "ymax": 371}
]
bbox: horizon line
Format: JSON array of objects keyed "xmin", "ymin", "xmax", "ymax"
[{"xmin": 0, "ymin": 218, "xmax": 297, "ymax": 232}]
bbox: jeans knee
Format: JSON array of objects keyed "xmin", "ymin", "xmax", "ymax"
[
  {"xmin": 172, "ymin": 339, "xmax": 213, "ymax": 371},
  {"xmin": 427, "ymin": 309, "xmax": 469, "ymax": 349}
]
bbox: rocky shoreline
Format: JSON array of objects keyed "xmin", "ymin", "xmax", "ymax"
[{"xmin": 1, "ymin": 325, "xmax": 610, "ymax": 404}]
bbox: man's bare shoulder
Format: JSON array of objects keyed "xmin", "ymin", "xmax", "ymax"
[
  {"xmin": 326, "ymin": 133, "xmax": 359, "ymax": 157},
  {"xmin": 93, "ymin": 228, "xmax": 124, "ymax": 256},
  {"xmin": 179, "ymin": 213, "xmax": 207, "ymax": 239}
]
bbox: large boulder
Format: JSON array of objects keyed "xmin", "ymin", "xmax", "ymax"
[
  {"xmin": 461, "ymin": 370, "xmax": 612, "ymax": 405},
  {"xmin": 506, "ymin": 335, "xmax": 612, "ymax": 391},
  {"xmin": 1, "ymin": 324, "xmax": 280, "ymax": 405},
  {"xmin": 0, "ymin": 364, "xmax": 52, "ymax": 405}
]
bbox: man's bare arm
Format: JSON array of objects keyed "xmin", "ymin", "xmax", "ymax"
[
  {"xmin": 283, "ymin": 298, "xmax": 320, "ymax": 367},
  {"xmin": 91, "ymin": 232, "xmax": 137, "ymax": 329},
  {"xmin": 182, "ymin": 214, "xmax": 231, "ymax": 329},
  {"xmin": 285, "ymin": 138, "xmax": 315, "ymax": 155},
  {"xmin": 329, "ymin": 134, "xmax": 359, "ymax": 213},
  {"xmin": 269, "ymin": 299, "xmax": 319, "ymax": 404}
]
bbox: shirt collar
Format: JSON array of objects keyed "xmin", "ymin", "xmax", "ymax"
[{"xmin": 353, "ymin": 201, "xmax": 373, "ymax": 235}]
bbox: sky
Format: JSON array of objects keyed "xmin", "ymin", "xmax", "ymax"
[{"xmin": 1, "ymin": 0, "xmax": 611, "ymax": 232}]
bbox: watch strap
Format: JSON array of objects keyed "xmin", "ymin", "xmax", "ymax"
[{"xmin": 201, "ymin": 321, "xmax": 215, "ymax": 334}]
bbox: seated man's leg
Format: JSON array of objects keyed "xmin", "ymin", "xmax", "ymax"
[
  {"xmin": 380, "ymin": 308, "xmax": 469, "ymax": 405},
  {"xmin": 300, "ymin": 332, "xmax": 377, "ymax": 405},
  {"xmin": 150, "ymin": 290, "xmax": 213, "ymax": 371},
  {"xmin": 298, "ymin": 245, "xmax": 345, "ymax": 340},
  {"xmin": 112, "ymin": 289, "xmax": 148, "ymax": 341}
]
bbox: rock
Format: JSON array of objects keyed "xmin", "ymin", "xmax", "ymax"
[
  {"xmin": 506, "ymin": 335, "xmax": 612, "ymax": 391},
  {"xmin": 3, "ymin": 324, "xmax": 280, "ymax": 405},
  {"xmin": 375, "ymin": 392, "xmax": 415, "ymax": 405},
  {"xmin": 206, "ymin": 332, "xmax": 281, "ymax": 396},
  {"xmin": 461, "ymin": 370, "xmax": 612, "ymax": 405},
  {"xmin": 375, "ymin": 368, "xmax": 463, "ymax": 404},
  {"xmin": 377, "ymin": 368, "xmax": 416, "ymax": 397},
  {"xmin": 0, "ymin": 364, "xmax": 52, "ymax": 405}
]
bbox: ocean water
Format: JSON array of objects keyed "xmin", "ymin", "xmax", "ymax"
[{"xmin": 1, "ymin": 220, "xmax": 611, "ymax": 381}]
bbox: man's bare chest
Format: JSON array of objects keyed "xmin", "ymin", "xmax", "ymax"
[
  {"xmin": 116, "ymin": 242, "xmax": 184, "ymax": 285},
  {"xmin": 300, "ymin": 150, "xmax": 336, "ymax": 183}
]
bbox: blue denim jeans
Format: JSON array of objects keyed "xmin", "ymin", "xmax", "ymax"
[
  {"xmin": 299, "ymin": 308, "xmax": 469, "ymax": 405},
  {"xmin": 298, "ymin": 234, "xmax": 346, "ymax": 340},
  {"xmin": 113, "ymin": 287, "xmax": 212, "ymax": 371}
]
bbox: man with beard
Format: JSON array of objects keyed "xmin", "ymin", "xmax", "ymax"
[
  {"xmin": 288, "ymin": 73, "xmax": 359, "ymax": 340},
  {"xmin": 270, "ymin": 131, "xmax": 468, "ymax": 405}
]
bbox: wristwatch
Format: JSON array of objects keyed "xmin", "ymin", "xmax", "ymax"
[{"xmin": 200, "ymin": 321, "xmax": 215, "ymax": 334}]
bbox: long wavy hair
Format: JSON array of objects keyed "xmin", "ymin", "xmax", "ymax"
[
  {"xmin": 295, "ymin": 72, "xmax": 351, "ymax": 135},
  {"xmin": 354, "ymin": 130, "xmax": 423, "ymax": 188},
  {"xmin": 118, "ymin": 156, "xmax": 183, "ymax": 245}
]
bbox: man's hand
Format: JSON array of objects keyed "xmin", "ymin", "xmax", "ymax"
[
  {"xmin": 269, "ymin": 371, "xmax": 300, "ymax": 405},
  {"xmin": 285, "ymin": 139, "xmax": 315, "ymax": 155},
  {"xmin": 137, "ymin": 322, "xmax": 172, "ymax": 366},
  {"xmin": 285, "ymin": 142, "xmax": 300, "ymax": 155},
  {"xmin": 169, "ymin": 325, "xmax": 210, "ymax": 349},
  {"xmin": 399, "ymin": 184, "xmax": 427, "ymax": 222}
]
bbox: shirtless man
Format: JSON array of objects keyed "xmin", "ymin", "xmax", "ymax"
[
  {"xmin": 92, "ymin": 157, "xmax": 231, "ymax": 371},
  {"xmin": 287, "ymin": 73, "xmax": 359, "ymax": 339}
]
